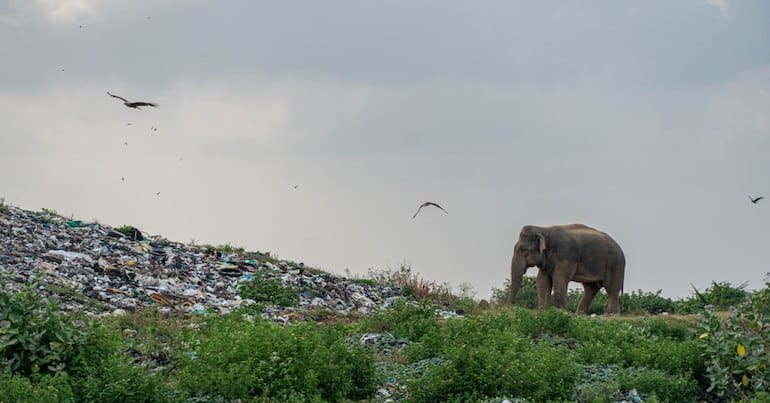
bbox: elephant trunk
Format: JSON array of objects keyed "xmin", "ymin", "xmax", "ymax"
[{"xmin": 509, "ymin": 254, "xmax": 527, "ymax": 304}]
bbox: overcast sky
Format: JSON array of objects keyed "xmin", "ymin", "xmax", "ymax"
[{"xmin": 1, "ymin": 0, "xmax": 769, "ymax": 299}]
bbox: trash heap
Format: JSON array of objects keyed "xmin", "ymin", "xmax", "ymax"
[{"xmin": 0, "ymin": 204, "xmax": 409, "ymax": 322}]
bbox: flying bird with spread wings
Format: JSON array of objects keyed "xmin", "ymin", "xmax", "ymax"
[
  {"xmin": 749, "ymin": 195, "xmax": 764, "ymax": 204},
  {"xmin": 412, "ymin": 202, "xmax": 449, "ymax": 219},
  {"xmin": 107, "ymin": 92, "xmax": 158, "ymax": 109}
]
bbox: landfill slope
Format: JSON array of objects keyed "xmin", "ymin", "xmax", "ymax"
[{"xmin": 0, "ymin": 204, "xmax": 405, "ymax": 322}]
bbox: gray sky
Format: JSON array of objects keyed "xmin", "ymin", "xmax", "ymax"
[{"xmin": 1, "ymin": 0, "xmax": 769, "ymax": 299}]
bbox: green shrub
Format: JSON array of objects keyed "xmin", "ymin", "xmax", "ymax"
[
  {"xmin": 622, "ymin": 290, "xmax": 676, "ymax": 314},
  {"xmin": 408, "ymin": 337, "xmax": 580, "ymax": 402},
  {"xmin": 0, "ymin": 371, "xmax": 75, "ymax": 403},
  {"xmin": 67, "ymin": 322, "xmax": 174, "ymax": 403},
  {"xmin": 174, "ymin": 315, "xmax": 376, "ymax": 401},
  {"xmin": 512, "ymin": 308, "xmax": 576, "ymax": 338},
  {"xmin": 238, "ymin": 272, "xmax": 299, "ymax": 307},
  {"xmin": 573, "ymin": 364, "xmax": 699, "ymax": 403},
  {"xmin": 491, "ymin": 277, "xmax": 538, "ymax": 308},
  {"xmin": 616, "ymin": 366, "xmax": 699, "ymax": 402},
  {"xmin": 572, "ymin": 318, "xmax": 702, "ymax": 380},
  {"xmin": 697, "ymin": 282, "xmax": 770, "ymax": 401},
  {"xmin": 0, "ymin": 281, "xmax": 85, "ymax": 376},
  {"xmin": 678, "ymin": 281, "xmax": 749, "ymax": 314},
  {"xmin": 360, "ymin": 300, "xmax": 440, "ymax": 342}
]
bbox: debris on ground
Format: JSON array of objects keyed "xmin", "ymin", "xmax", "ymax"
[{"xmin": 0, "ymin": 204, "xmax": 433, "ymax": 322}]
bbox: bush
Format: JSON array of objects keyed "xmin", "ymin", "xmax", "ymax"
[
  {"xmin": 0, "ymin": 281, "xmax": 85, "ymax": 376},
  {"xmin": 617, "ymin": 366, "xmax": 700, "ymax": 402},
  {"xmin": 0, "ymin": 371, "xmax": 75, "ymax": 403},
  {"xmin": 512, "ymin": 308, "xmax": 575, "ymax": 338},
  {"xmin": 360, "ymin": 300, "xmax": 440, "ymax": 342},
  {"xmin": 697, "ymin": 282, "xmax": 770, "ymax": 401},
  {"xmin": 67, "ymin": 323, "xmax": 173, "ymax": 403},
  {"xmin": 408, "ymin": 337, "xmax": 580, "ymax": 402},
  {"xmin": 678, "ymin": 281, "xmax": 749, "ymax": 314},
  {"xmin": 174, "ymin": 314, "xmax": 376, "ymax": 401},
  {"xmin": 491, "ymin": 277, "xmax": 538, "ymax": 308},
  {"xmin": 238, "ymin": 272, "xmax": 299, "ymax": 307}
]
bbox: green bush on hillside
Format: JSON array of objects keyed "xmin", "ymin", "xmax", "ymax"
[
  {"xmin": 678, "ymin": 281, "xmax": 749, "ymax": 314},
  {"xmin": 238, "ymin": 272, "xmax": 299, "ymax": 307},
  {"xmin": 697, "ymin": 282, "xmax": 770, "ymax": 401},
  {"xmin": 0, "ymin": 281, "xmax": 85, "ymax": 376},
  {"xmin": 175, "ymin": 314, "xmax": 376, "ymax": 401}
]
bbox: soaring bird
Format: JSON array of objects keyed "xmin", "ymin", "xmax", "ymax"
[
  {"xmin": 749, "ymin": 195, "xmax": 764, "ymax": 204},
  {"xmin": 107, "ymin": 92, "xmax": 158, "ymax": 109},
  {"xmin": 413, "ymin": 202, "xmax": 449, "ymax": 219}
]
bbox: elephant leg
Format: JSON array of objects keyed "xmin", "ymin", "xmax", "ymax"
[
  {"xmin": 578, "ymin": 283, "xmax": 600, "ymax": 315},
  {"xmin": 607, "ymin": 287, "xmax": 621, "ymax": 315},
  {"xmin": 536, "ymin": 270, "xmax": 552, "ymax": 309},
  {"xmin": 605, "ymin": 268, "xmax": 624, "ymax": 315},
  {"xmin": 551, "ymin": 262, "xmax": 575, "ymax": 310}
]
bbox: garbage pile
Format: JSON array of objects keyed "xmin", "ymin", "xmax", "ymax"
[{"xmin": 0, "ymin": 204, "xmax": 408, "ymax": 321}]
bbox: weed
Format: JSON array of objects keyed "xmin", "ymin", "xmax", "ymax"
[
  {"xmin": 238, "ymin": 272, "xmax": 299, "ymax": 307},
  {"xmin": 174, "ymin": 315, "xmax": 376, "ymax": 401},
  {"xmin": 0, "ymin": 280, "xmax": 86, "ymax": 376}
]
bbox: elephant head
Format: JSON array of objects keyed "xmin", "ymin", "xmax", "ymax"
[{"xmin": 509, "ymin": 226, "xmax": 547, "ymax": 303}]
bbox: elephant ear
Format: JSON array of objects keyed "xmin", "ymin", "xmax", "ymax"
[{"xmin": 536, "ymin": 232, "xmax": 547, "ymax": 253}]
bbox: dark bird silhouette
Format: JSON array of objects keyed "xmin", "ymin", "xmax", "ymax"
[
  {"xmin": 412, "ymin": 202, "xmax": 449, "ymax": 219},
  {"xmin": 151, "ymin": 126, "xmax": 158, "ymax": 132},
  {"xmin": 124, "ymin": 141, "xmax": 128, "ymax": 146},
  {"xmin": 121, "ymin": 177, "xmax": 125, "ymax": 181},
  {"xmin": 156, "ymin": 192, "xmax": 161, "ymax": 196},
  {"xmin": 107, "ymin": 92, "xmax": 158, "ymax": 109},
  {"xmin": 749, "ymin": 195, "xmax": 764, "ymax": 204},
  {"xmin": 293, "ymin": 185, "xmax": 299, "ymax": 189}
]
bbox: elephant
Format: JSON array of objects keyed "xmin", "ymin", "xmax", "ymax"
[{"xmin": 509, "ymin": 224, "xmax": 625, "ymax": 314}]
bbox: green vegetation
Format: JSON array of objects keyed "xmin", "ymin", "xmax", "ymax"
[
  {"xmin": 238, "ymin": 272, "xmax": 299, "ymax": 307},
  {"xmin": 697, "ymin": 282, "xmax": 770, "ymax": 401},
  {"xmin": 2, "ymin": 272, "xmax": 769, "ymax": 401}
]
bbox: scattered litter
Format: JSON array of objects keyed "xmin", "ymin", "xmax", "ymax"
[{"xmin": 0, "ymin": 204, "xmax": 438, "ymax": 322}]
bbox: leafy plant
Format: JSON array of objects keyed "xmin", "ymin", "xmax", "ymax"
[
  {"xmin": 679, "ymin": 281, "xmax": 749, "ymax": 314},
  {"xmin": 0, "ymin": 371, "xmax": 75, "ymax": 403},
  {"xmin": 0, "ymin": 281, "xmax": 85, "ymax": 376},
  {"xmin": 408, "ymin": 336, "xmax": 580, "ymax": 402},
  {"xmin": 491, "ymin": 277, "xmax": 539, "ymax": 309},
  {"xmin": 697, "ymin": 282, "xmax": 770, "ymax": 401},
  {"xmin": 174, "ymin": 315, "xmax": 376, "ymax": 401},
  {"xmin": 238, "ymin": 272, "xmax": 299, "ymax": 307},
  {"xmin": 115, "ymin": 225, "xmax": 143, "ymax": 240}
]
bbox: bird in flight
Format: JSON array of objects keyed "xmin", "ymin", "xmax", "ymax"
[
  {"xmin": 412, "ymin": 202, "xmax": 449, "ymax": 219},
  {"xmin": 156, "ymin": 192, "xmax": 161, "ymax": 196},
  {"xmin": 107, "ymin": 92, "xmax": 158, "ymax": 109},
  {"xmin": 124, "ymin": 141, "xmax": 128, "ymax": 146},
  {"xmin": 293, "ymin": 185, "xmax": 299, "ymax": 189},
  {"xmin": 749, "ymin": 195, "xmax": 764, "ymax": 204}
]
